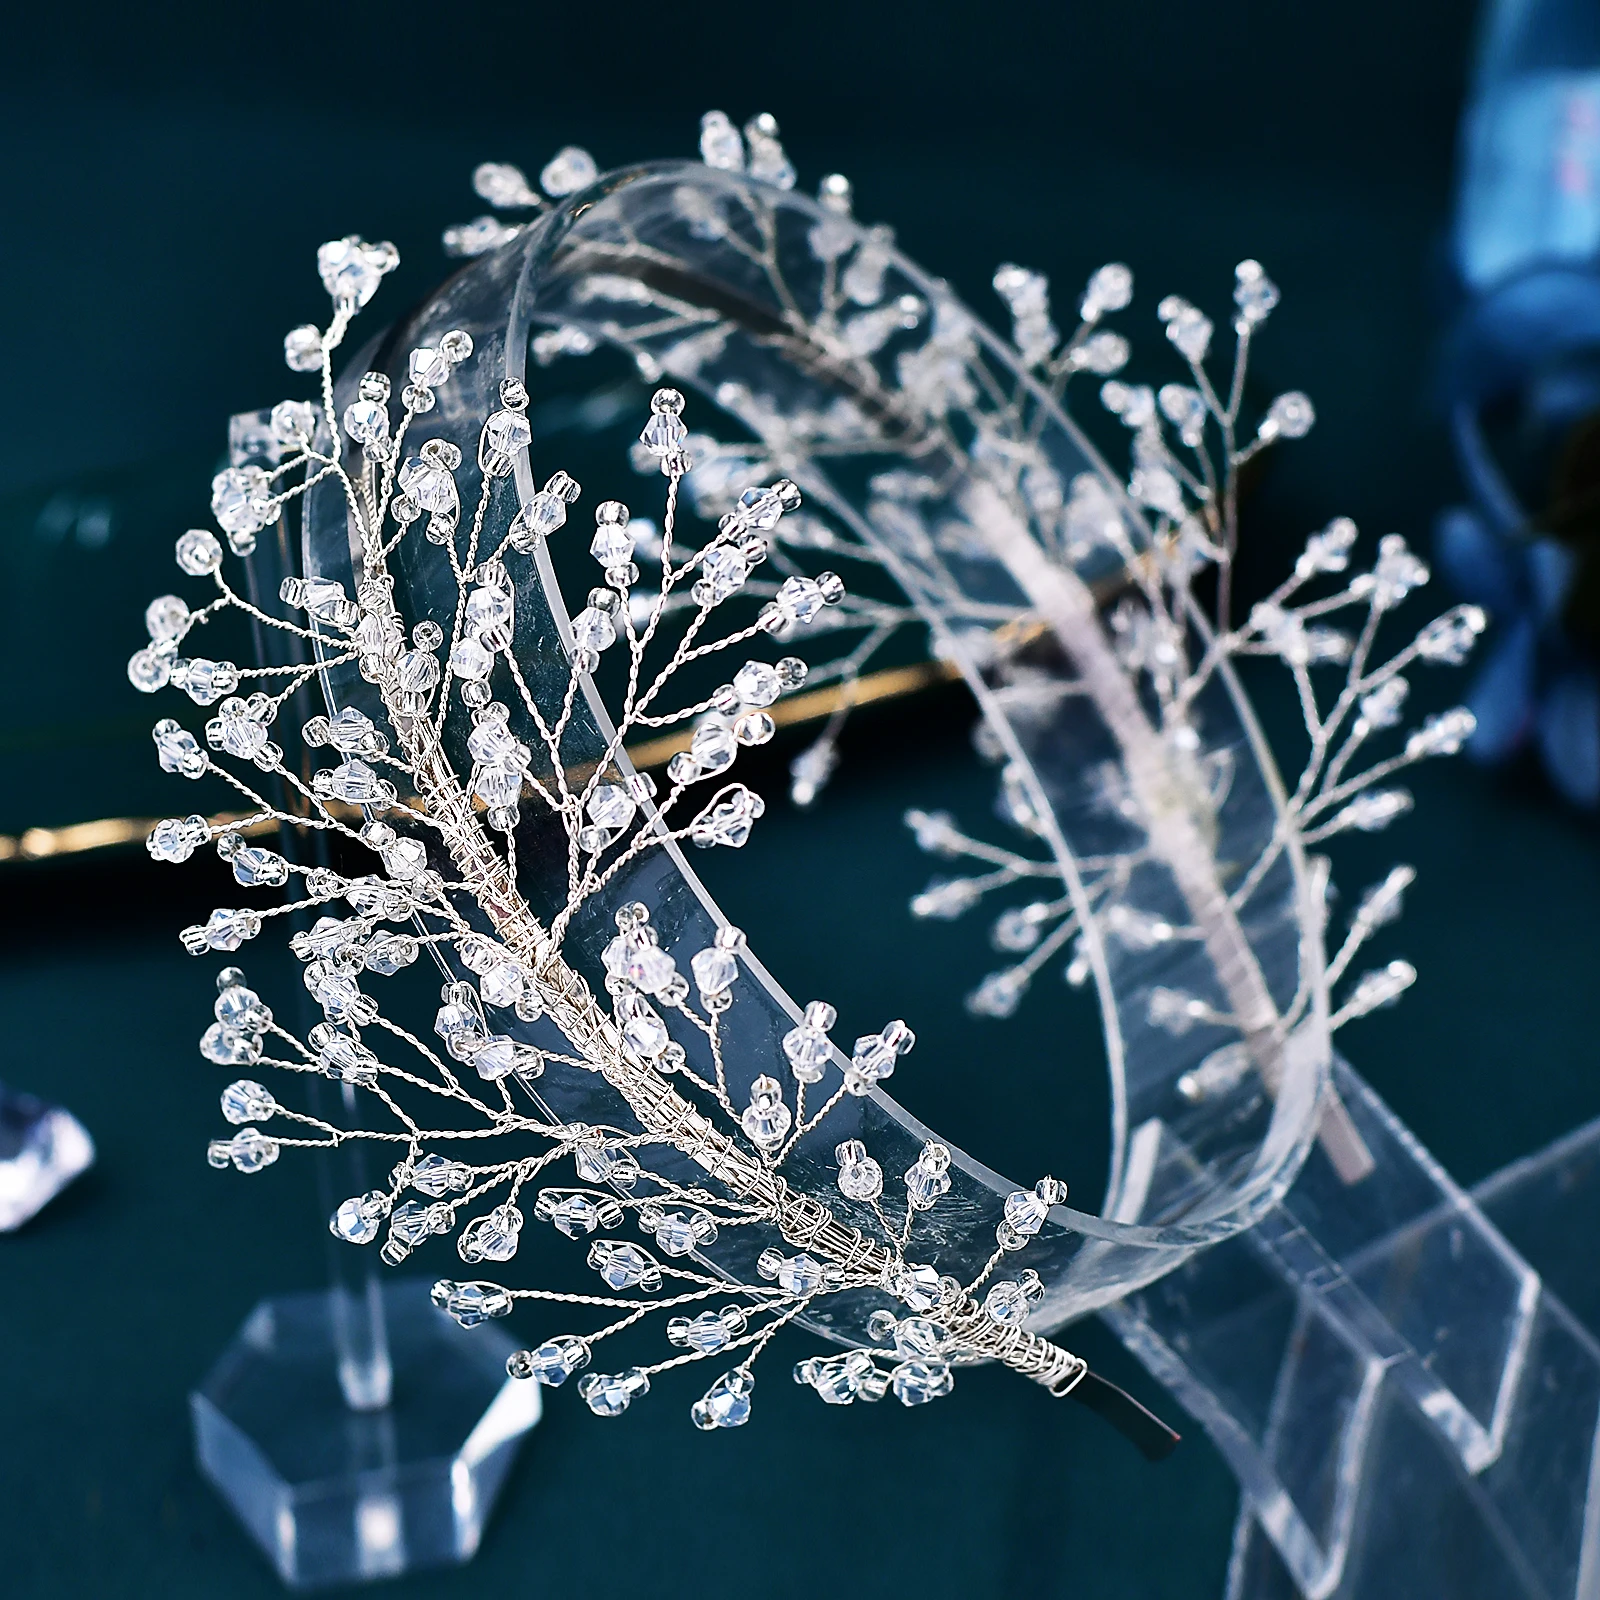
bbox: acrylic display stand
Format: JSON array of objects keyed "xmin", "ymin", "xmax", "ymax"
[
  {"xmin": 1107, "ymin": 1061, "xmax": 1600, "ymax": 1600},
  {"xmin": 192, "ymin": 1276, "xmax": 538, "ymax": 1589},
  {"xmin": 188, "ymin": 442, "xmax": 540, "ymax": 1589}
]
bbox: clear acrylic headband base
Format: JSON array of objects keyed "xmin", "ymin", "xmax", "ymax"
[{"xmin": 191, "ymin": 1277, "xmax": 540, "ymax": 1591}]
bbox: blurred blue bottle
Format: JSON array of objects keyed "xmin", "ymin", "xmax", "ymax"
[{"xmin": 1441, "ymin": 0, "xmax": 1600, "ymax": 806}]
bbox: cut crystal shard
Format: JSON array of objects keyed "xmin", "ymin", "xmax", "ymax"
[{"xmin": 0, "ymin": 1084, "xmax": 94, "ymax": 1231}]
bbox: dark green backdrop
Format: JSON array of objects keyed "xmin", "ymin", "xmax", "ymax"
[{"xmin": 5, "ymin": 4, "xmax": 1598, "ymax": 1598}]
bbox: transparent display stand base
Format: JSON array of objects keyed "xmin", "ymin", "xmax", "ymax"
[{"xmin": 192, "ymin": 1278, "xmax": 540, "ymax": 1590}]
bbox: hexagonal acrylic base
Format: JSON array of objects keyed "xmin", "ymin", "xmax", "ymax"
[{"xmin": 192, "ymin": 1278, "xmax": 540, "ymax": 1590}]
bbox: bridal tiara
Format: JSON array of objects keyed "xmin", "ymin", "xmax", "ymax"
[{"xmin": 128, "ymin": 111, "xmax": 1479, "ymax": 1452}]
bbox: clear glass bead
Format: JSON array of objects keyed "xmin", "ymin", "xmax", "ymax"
[
  {"xmin": 691, "ymin": 1367, "xmax": 754, "ymax": 1430},
  {"xmin": 577, "ymin": 1366, "xmax": 649, "ymax": 1417}
]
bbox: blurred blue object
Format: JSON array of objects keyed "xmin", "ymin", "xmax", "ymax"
[
  {"xmin": 1441, "ymin": 0, "xmax": 1600, "ymax": 805},
  {"xmin": 0, "ymin": 1082, "xmax": 93, "ymax": 1231}
]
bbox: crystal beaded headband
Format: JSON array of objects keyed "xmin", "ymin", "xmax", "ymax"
[{"xmin": 130, "ymin": 113, "xmax": 1478, "ymax": 1446}]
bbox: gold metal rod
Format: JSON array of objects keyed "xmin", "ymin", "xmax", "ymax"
[{"xmin": 0, "ymin": 656, "xmax": 962, "ymax": 865}]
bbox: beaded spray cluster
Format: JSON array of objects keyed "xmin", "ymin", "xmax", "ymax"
[{"xmin": 130, "ymin": 114, "xmax": 1482, "ymax": 1433}]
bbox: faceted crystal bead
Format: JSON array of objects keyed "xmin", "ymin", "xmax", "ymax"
[
  {"xmin": 984, "ymin": 1270, "xmax": 1044, "ymax": 1327},
  {"xmin": 667, "ymin": 1307, "xmax": 747, "ymax": 1354},
  {"xmin": 449, "ymin": 637, "xmax": 494, "ymax": 682},
  {"xmin": 570, "ymin": 606, "xmax": 616, "ymax": 654},
  {"xmin": 207, "ymin": 699, "xmax": 271, "ymax": 763},
  {"xmin": 1415, "ymin": 605, "xmax": 1486, "ymax": 664},
  {"xmin": 220, "ymin": 1080, "xmax": 275, "ymax": 1125},
  {"xmin": 430, "ymin": 1278, "xmax": 513, "ymax": 1327},
  {"xmin": 510, "ymin": 481, "xmax": 576, "ymax": 548},
  {"xmin": 363, "ymin": 931, "xmax": 418, "ymax": 976},
  {"xmin": 201, "ymin": 908, "xmax": 261, "ymax": 953},
  {"xmin": 341, "ymin": 398, "xmax": 390, "ymax": 449},
  {"xmin": 689, "ymin": 720, "xmax": 737, "ymax": 775},
  {"xmin": 732, "ymin": 660, "xmax": 781, "ymax": 707},
  {"xmin": 1408, "ymin": 709, "xmax": 1476, "ymax": 758},
  {"xmin": 846, "ymin": 1019, "xmax": 914, "ymax": 1095},
  {"xmin": 128, "ymin": 646, "xmax": 174, "ymax": 693},
  {"xmin": 1234, "ymin": 259, "xmax": 1281, "ymax": 325},
  {"xmin": 903, "ymin": 1142, "xmax": 951, "ymax": 1211},
  {"xmin": 697, "ymin": 545, "xmax": 748, "ymax": 602},
  {"xmin": 316, "ymin": 1031, "xmax": 379, "ymax": 1086},
  {"xmin": 330, "ymin": 1192, "xmax": 388, "ymax": 1245},
  {"xmin": 744, "ymin": 112, "xmax": 795, "ymax": 189},
  {"xmin": 478, "ymin": 960, "xmax": 527, "ymax": 1010},
  {"xmin": 480, "ymin": 409, "xmax": 532, "ymax": 476},
  {"xmin": 644, "ymin": 1207, "xmax": 715, "ymax": 1256},
  {"xmin": 587, "ymin": 1241, "xmax": 661, "ymax": 1292},
  {"xmin": 316, "ymin": 235, "xmax": 394, "ymax": 308},
  {"xmin": 215, "ymin": 977, "xmax": 271, "ymax": 1033},
  {"xmin": 586, "ymin": 784, "xmax": 636, "ymax": 833},
  {"xmin": 688, "ymin": 785, "xmax": 765, "ymax": 849},
  {"xmin": 759, "ymin": 1250, "xmax": 825, "ymax": 1295},
  {"xmin": 459, "ymin": 1204, "xmax": 522, "ymax": 1264},
  {"xmin": 464, "ymin": 584, "xmax": 514, "ymax": 640},
  {"xmin": 510, "ymin": 1335, "xmax": 591, "ymax": 1387},
  {"xmin": 435, "ymin": 999, "xmax": 489, "ymax": 1063},
  {"xmin": 171, "ymin": 657, "xmax": 241, "ymax": 707},
  {"xmin": 699, "ymin": 110, "xmax": 745, "ymax": 171},
  {"xmin": 573, "ymin": 1140, "xmax": 639, "ymax": 1189},
  {"xmin": 473, "ymin": 763, "xmax": 524, "ymax": 810},
  {"xmin": 774, "ymin": 575, "xmax": 825, "ymax": 625},
  {"xmin": 577, "ymin": 1366, "xmax": 649, "ymax": 1417},
  {"xmin": 207, "ymin": 1128, "xmax": 279, "ymax": 1174},
  {"xmin": 782, "ymin": 1001, "xmax": 834, "ymax": 1084},
  {"xmin": 690, "ymin": 944, "xmax": 737, "ymax": 999},
  {"xmin": 211, "ymin": 466, "xmax": 274, "ymax": 539},
  {"xmin": 389, "ymin": 1199, "xmax": 447, "ymax": 1247},
  {"xmin": 589, "ymin": 502, "xmax": 635, "ymax": 566},
  {"xmin": 409, "ymin": 346, "xmax": 451, "ymax": 390},
  {"xmin": 999, "ymin": 1177, "xmax": 1066, "ymax": 1248},
  {"xmin": 1158, "ymin": 295, "xmax": 1214, "ymax": 362},
  {"xmin": 540, "ymin": 146, "xmax": 598, "ymax": 196},
  {"xmin": 692, "ymin": 1367, "xmax": 754, "ymax": 1430},
  {"xmin": 466, "ymin": 715, "xmax": 523, "ymax": 768},
  {"xmin": 740, "ymin": 1076, "xmax": 792, "ymax": 1150},
  {"xmin": 315, "ymin": 758, "xmax": 396, "ymax": 806},
  {"xmin": 892, "ymin": 1263, "xmax": 944, "ymax": 1312},
  {"xmin": 472, "ymin": 161, "xmax": 540, "ymax": 209},
  {"xmin": 615, "ymin": 991, "xmax": 670, "ymax": 1058},
  {"xmin": 796, "ymin": 1349, "xmax": 880, "ymax": 1405},
  {"xmin": 1262, "ymin": 390, "xmax": 1315, "ymax": 442},
  {"xmin": 1080, "ymin": 261, "xmax": 1134, "ymax": 320},
  {"xmin": 835, "ymin": 1139, "xmax": 884, "ymax": 1200},
  {"xmin": 397, "ymin": 453, "xmax": 459, "ymax": 518},
  {"xmin": 410, "ymin": 1153, "xmax": 469, "ymax": 1197},
  {"xmin": 1361, "ymin": 533, "xmax": 1430, "ymax": 611},
  {"xmin": 201, "ymin": 1021, "xmax": 262, "ymax": 1066},
  {"xmin": 722, "ymin": 706, "xmax": 769, "ymax": 750},
  {"xmin": 284, "ymin": 324, "xmax": 324, "ymax": 372},
  {"xmin": 638, "ymin": 408, "xmax": 688, "ymax": 460},
  {"xmin": 891, "ymin": 1358, "xmax": 954, "ymax": 1406},
  {"xmin": 147, "ymin": 814, "xmax": 209, "ymax": 863},
  {"xmin": 891, "ymin": 1317, "xmax": 954, "ymax": 1362},
  {"xmin": 544, "ymin": 1195, "xmax": 602, "ymax": 1239},
  {"xmin": 145, "ymin": 594, "xmax": 190, "ymax": 642},
  {"xmin": 471, "ymin": 1036, "xmax": 529, "ymax": 1082}
]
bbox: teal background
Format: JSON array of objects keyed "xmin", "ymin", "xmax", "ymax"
[{"xmin": 3, "ymin": 3, "xmax": 1598, "ymax": 1598}]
